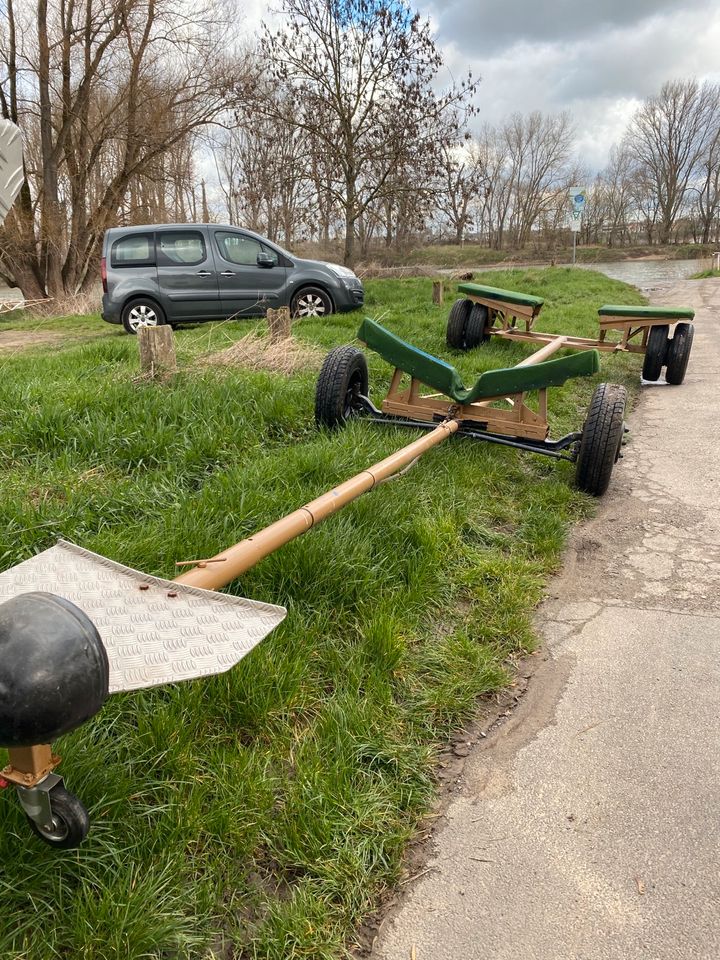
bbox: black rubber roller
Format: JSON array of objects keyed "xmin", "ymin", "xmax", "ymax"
[{"xmin": 0, "ymin": 592, "xmax": 108, "ymax": 747}]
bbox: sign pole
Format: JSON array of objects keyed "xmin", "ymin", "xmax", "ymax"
[{"xmin": 568, "ymin": 186, "xmax": 585, "ymax": 267}]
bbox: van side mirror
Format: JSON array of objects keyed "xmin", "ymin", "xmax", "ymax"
[{"xmin": 257, "ymin": 252, "xmax": 274, "ymax": 268}]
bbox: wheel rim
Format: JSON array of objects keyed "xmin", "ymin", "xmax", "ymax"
[
  {"xmin": 295, "ymin": 294, "xmax": 327, "ymax": 318},
  {"xmin": 35, "ymin": 814, "xmax": 70, "ymax": 844},
  {"xmin": 127, "ymin": 304, "xmax": 159, "ymax": 331},
  {"xmin": 343, "ymin": 370, "xmax": 364, "ymax": 418}
]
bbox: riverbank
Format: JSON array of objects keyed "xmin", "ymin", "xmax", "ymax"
[{"xmin": 353, "ymin": 243, "xmax": 718, "ymax": 276}]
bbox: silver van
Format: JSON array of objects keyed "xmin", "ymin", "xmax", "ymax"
[{"xmin": 101, "ymin": 224, "xmax": 365, "ymax": 334}]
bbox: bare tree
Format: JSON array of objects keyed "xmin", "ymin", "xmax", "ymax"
[
  {"xmin": 695, "ymin": 98, "xmax": 720, "ymax": 244},
  {"xmin": 258, "ymin": 0, "xmax": 478, "ymax": 266},
  {"xmin": 625, "ymin": 79, "xmax": 718, "ymax": 245},
  {"xmin": 629, "ymin": 165, "xmax": 661, "ymax": 244},
  {"xmin": 470, "ymin": 125, "xmax": 509, "ymax": 249},
  {"xmin": 598, "ymin": 144, "xmax": 635, "ymax": 245},
  {"xmin": 501, "ymin": 111, "xmax": 575, "ymax": 247},
  {"xmin": 435, "ymin": 139, "xmax": 487, "ymax": 245},
  {"xmin": 0, "ymin": 0, "xmax": 242, "ymax": 299}
]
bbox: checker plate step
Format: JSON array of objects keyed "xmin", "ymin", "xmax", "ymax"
[{"xmin": 0, "ymin": 541, "xmax": 286, "ymax": 693}]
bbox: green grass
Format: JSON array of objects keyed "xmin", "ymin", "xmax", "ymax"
[
  {"xmin": 690, "ymin": 268, "xmax": 720, "ymax": 279},
  {"xmin": 0, "ymin": 269, "xmax": 643, "ymax": 959},
  {"xmin": 364, "ymin": 241, "xmax": 717, "ymax": 270}
]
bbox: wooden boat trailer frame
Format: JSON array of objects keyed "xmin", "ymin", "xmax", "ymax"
[
  {"xmin": 463, "ymin": 288, "xmax": 683, "ymax": 356},
  {"xmin": 356, "ymin": 361, "xmax": 583, "ymax": 462},
  {"xmin": 448, "ymin": 282, "xmax": 696, "ymax": 386}
]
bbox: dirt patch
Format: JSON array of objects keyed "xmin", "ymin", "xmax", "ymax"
[{"xmin": 0, "ymin": 329, "xmax": 65, "ymax": 353}]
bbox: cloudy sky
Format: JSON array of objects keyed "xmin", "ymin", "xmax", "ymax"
[
  {"xmin": 241, "ymin": 0, "xmax": 720, "ymax": 172},
  {"xmin": 419, "ymin": 0, "xmax": 720, "ymax": 170}
]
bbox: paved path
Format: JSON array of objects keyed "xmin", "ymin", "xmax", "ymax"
[{"xmin": 373, "ymin": 279, "xmax": 720, "ymax": 960}]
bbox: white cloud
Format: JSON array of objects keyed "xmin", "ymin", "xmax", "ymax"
[
  {"xmin": 236, "ymin": 0, "xmax": 720, "ymax": 172},
  {"xmin": 428, "ymin": 3, "xmax": 720, "ymax": 170}
]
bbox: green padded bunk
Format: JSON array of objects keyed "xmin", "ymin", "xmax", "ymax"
[
  {"xmin": 458, "ymin": 283, "xmax": 545, "ymax": 310},
  {"xmin": 598, "ymin": 304, "xmax": 695, "ymax": 320},
  {"xmin": 357, "ymin": 319, "xmax": 599, "ymax": 404}
]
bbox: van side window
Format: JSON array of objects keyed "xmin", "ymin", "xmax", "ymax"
[
  {"xmin": 111, "ymin": 234, "xmax": 155, "ymax": 267},
  {"xmin": 216, "ymin": 231, "xmax": 278, "ymax": 266},
  {"xmin": 157, "ymin": 231, "xmax": 206, "ymax": 266}
]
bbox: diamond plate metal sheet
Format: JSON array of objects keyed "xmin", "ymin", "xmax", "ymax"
[
  {"xmin": 0, "ymin": 120, "xmax": 23, "ymax": 222},
  {"xmin": 0, "ymin": 541, "xmax": 286, "ymax": 693}
]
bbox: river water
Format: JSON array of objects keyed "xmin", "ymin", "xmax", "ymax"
[{"xmin": 573, "ymin": 258, "xmax": 705, "ymax": 290}]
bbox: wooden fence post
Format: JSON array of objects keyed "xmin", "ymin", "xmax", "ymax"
[
  {"xmin": 432, "ymin": 281, "xmax": 444, "ymax": 306},
  {"xmin": 267, "ymin": 306, "xmax": 291, "ymax": 343},
  {"xmin": 138, "ymin": 325, "xmax": 177, "ymax": 378}
]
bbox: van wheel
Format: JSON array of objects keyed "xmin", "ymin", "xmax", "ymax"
[
  {"xmin": 291, "ymin": 287, "xmax": 333, "ymax": 319},
  {"xmin": 122, "ymin": 298, "xmax": 166, "ymax": 335}
]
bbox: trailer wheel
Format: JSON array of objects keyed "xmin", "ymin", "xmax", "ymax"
[
  {"xmin": 575, "ymin": 383, "xmax": 627, "ymax": 496},
  {"xmin": 446, "ymin": 298, "xmax": 472, "ymax": 349},
  {"xmin": 464, "ymin": 303, "xmax": 491, "ymax": 349},
  {"xmin": 315, "ymin": 346, "xmax": 369, "ymax": 429},
  {"xmin": 25, "ymin": 784, "xmax": 90, "ymax": 850},
  {"xmin": 664, "ymin": 322, "xmax": 694, "ymax": 385},
  {"xmin": 642, "ymin": 324, "xmax": 669, "ymax": 381}
]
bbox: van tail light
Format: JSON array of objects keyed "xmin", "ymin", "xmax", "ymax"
[{"xmin": 101, "ymin": 256, "xmax": 108, "ymax": 293}]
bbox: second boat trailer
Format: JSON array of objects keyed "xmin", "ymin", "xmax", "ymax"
[{"xmin": 446, "ymin": 282, "xmax": 696, "ymax": 386}]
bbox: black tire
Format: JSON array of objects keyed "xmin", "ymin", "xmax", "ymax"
[
  {"xmin": 446, "ymin": 298, "xmax": 473, "ymax": 349},
  {"xmin": 642, "ymin": 324, "xmax": 669, "ymax": 381},
  {"xmin": 121, "ymin": 297, "xmax": 166, "ymax": 336},
  {"xmin": 315, "ymin": 346, "xmax": 369, "ymax": 429},
  {"xmin": 464, "ymin": 303, "xmax": 490, "ymax": 349},
  {"xmin": 575, "ymin": 383, "xmax": 627, "ymax": 497},
  {"xmin": 290, "ymin": 286, "xmax": 333, "ymax": 319},
  {"xmin": 25, "ymin": 784, "xmax": 90, "ymax": 850},
  {"xmin": 664, "ymin": 322, "xmax": 694, "ymax": 385}
]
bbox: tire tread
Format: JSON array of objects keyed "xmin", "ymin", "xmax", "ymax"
[
  {"xmin": 642, "ymin": 324, "xmax": 669, "ymax": 381},
  {"xmin": 315, "ymin": 345, "xmax": 368, "ymax": 428},
  {"xmin": 664, "ymin": 322, "xmax": 694, "ymax": 385},
  {"xmin": 446, "ymin": 298, "xmax": 473, "ymax": 349},
  {"xmin": 464, "ymin": 303, "xmax": 490, "ymax": 349},
  {"xmin": 576, "ymin": 383, "xmax": 627, "ymax": 496}
]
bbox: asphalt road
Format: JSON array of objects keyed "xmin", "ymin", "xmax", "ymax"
[{"xmin": 372, "ymin": 279, "xmax": 720, "ymax": 960}]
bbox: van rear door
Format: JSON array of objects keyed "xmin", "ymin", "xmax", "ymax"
[{"xmin": 156, "ymin": 228, "xmax": 221, "ymax": 320}]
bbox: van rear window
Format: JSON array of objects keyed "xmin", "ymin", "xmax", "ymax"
[{"xmin": 111, "ymin": 234, "xmax": 155, "ymax": 267}]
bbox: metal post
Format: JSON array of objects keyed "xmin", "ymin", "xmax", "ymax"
[{"xmin": 572, "ymin": 230, "xmax": 577, "ymax": 266}]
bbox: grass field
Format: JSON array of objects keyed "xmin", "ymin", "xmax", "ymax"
[
  {"xmin": 372, "ymin": 242, "xmax": 717, "ymax": 270},
  {"xmin": 0, "ymin": 269, "xmax": 644, "ymax": 959}
]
